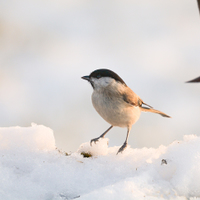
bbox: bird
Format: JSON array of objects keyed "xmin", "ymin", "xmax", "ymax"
[
  {"xmin": 186, "ymin": 76, "xmax": 200, "ymax": 83},
  {"xmin": 82, "ymin": 69, "xmax": 171, "ymax": 154}
]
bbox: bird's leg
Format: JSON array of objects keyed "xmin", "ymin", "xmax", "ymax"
[
  {"xmin": 90, "ymin": 125, "xmax": 113, "ymax": 146},
  {"xmin": 117, "ymin": 127, "xmax": 131, "ymax": 154}
]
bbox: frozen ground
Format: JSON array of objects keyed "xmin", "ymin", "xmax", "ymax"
[{"xmin": 0, "ymin": 124, "xmax": 200, "ymax": 200}]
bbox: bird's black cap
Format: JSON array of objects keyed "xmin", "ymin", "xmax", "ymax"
[{"xmin": 89, "ymin": 69, "xmax": 127, "ymax": 86}]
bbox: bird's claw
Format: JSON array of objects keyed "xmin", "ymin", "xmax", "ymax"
[
  {"xmin": 90, "ymin": 137, "xmax": 101, "ymax": 146},
  {"xmin": 117, "ymin": 142, "xmax": 127, "ymax": 154}
]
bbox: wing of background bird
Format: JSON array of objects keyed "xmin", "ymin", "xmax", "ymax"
[
  {"xmin": 197, "ymin": 0, "xmax": 200, "ymax": 15},
  {"xmin": 186, "ymin": 76, "xmax": 200, "ymax": 83}
]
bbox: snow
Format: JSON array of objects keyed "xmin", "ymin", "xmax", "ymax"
[{"xmin": 0, "ymin": 124, "xmax": 200, "ymax": 200}]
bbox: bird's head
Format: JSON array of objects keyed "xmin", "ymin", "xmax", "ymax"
[{"xmin": 81, "ymin": 69, "xmax": 127, "ymax": 90}]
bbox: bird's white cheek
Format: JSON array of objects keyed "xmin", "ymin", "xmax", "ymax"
[{"xmin": 91, "ymin": 77, "xmax": 114, "ymax": 89}]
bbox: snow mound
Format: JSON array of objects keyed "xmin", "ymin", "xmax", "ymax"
[
  {"xmin": 77, "ymin": 138, "xmax": 110, "ymax": 156},
  {"xmin": 0, "ymin": 123, "xmax": 55, "ymax": 152},
  {"xmin": 0, "ymin": 125, "xmax": 200, "ymax": 200}
]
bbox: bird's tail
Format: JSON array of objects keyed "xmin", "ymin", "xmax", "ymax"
[{"xmin": 140, "ymin": 107, "xmax": 171, "ymax": 118}]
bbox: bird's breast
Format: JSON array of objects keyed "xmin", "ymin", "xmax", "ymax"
[{"xmin": 91, "ymin": 90, "xmax": 141, "ymax": 127}]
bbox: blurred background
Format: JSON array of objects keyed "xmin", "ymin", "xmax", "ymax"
[{"xmin": 0, "ymin": 0, "xmax": 200, "ymax": 152}]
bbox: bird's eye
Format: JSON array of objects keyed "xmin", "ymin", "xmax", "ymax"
[{"xmin": 96, "ymin": 74, "xmax": 101, "ymax": 79}]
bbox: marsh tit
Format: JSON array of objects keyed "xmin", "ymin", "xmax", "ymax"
[{"xmin": 82, "ymin": 69, "xmax": 171, "ymax": 154}]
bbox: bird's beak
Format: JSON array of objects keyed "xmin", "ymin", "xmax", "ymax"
[{"xmin": 81, "ymin": 75, "xmax": 90, "ymax": 81}]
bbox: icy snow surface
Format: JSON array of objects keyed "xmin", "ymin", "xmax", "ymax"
[{"xmin": 0, "ymin": 124, "xmax": 200, "ymax": 200}]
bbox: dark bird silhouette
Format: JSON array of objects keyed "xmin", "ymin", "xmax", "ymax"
[
  {"xmin": 186, "ymin": 76, "xmax": 200, "ymax": 83},
  {"xmin": 197, "ymin": 0, "xmax": 200, "ymax": 15},
  {"xmin": 185, "ymin": 1, "xmax": 200, "ymax": 83}
]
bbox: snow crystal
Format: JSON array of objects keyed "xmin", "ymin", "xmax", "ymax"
[{"xmin": 0, "ymin": 124, "xmax": 200, "ymax": 200}]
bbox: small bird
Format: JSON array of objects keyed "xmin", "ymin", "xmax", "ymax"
[{"xmin": 82, "ymin": 69, "xmax": 171, "ymax": 154}]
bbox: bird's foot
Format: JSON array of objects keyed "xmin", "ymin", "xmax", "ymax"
[
  {"xmin": 90, "ymin": 137, "xmax": 102, "ymax": 146},
  {"xmin": 117, "ymin": 142, "xmax": 127, "ymax": 154}
]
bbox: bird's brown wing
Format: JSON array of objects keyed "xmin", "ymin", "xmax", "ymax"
[
  {"xmin": 122, "ymin": 87, "xmax": 144, "ymax": 107},
  {"xmin": 123, "ymin": 86, "xmax": 153, "ymax": 108},
  {"xmin": 122, "ymin": 87, "xmax": 170, "ymax": 118}
]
